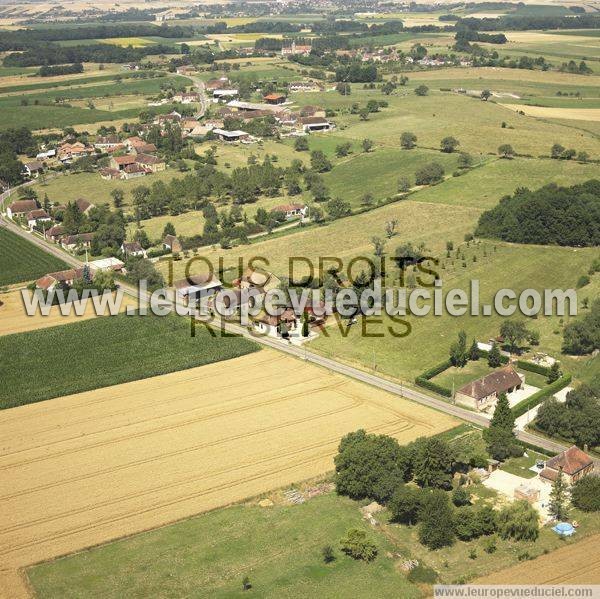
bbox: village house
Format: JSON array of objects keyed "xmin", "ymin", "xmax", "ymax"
[
  {"xmin": 123, "ymin": 163, "xmax": 150, "ymax": 180},
  {"xmin": 173, "ymin": 91, "xmax": 200, "ymax": 104},
  {"xmin": 121, "ymin": 241, "xmax": 147, "ymax": 258},
  {"xmin": 263, "ymin": 93, "xmax": 287, "ymax": 105},
  {"xmin": 235, "ymin": 266, "xmax": 281, "ymax": 295},
  {"xmin": 75, "ymin": 198, "xmax": 95, "ymax": 215},
  {"xmin": 176, "ymin": 65, "xmax": 196, "ymax": 76},
  {"xmin": 155, "ymin": 111, "xmax": 182, "ymax": 125},
  {"xmin": 253, "ymin": 309, "xmax": 298, "ymax": 338},
  {"xmin": 226, "ymin": 100, "xmax": 284, "ymax": 114},
  {"xmin": 173, "ymin": 274, "xmax": 223, "ymax": 304},
  {"xmin": 299, "ymin": 105, "xmax": 326, "ymax": 118},
  {"xmin": 99, "ymin": 168, "xmax": 123, "ymax": 181},
  {"xmin": 36, "ymin": 148, "xmax": 56, "ymax": 161},
  {"xmin": 26, "ymin": 208, "xmax": 51, "ymax": 230},
  {"xmin": 163, "ymin": 234, "xmax": 183, "ymax": 253},
  {"xmin": 281, "ymin": 42, "xmax": 311, "ymax": 57},
  {"xmin": 23, "ymin": 160, "xmax": 44, "ymax": 179},
  {"xmin": 110, "ymin": 156, "xmax": 137, "ymax": 171},
  {"xmin": 35, "ymin": 267, "xmax": 85, "ymax": 291},
  {"xmin": 540, "ymin": 445, "xmax": 594, "ymax": 485},
  {"xmin": 94, "ymin": 135, "xmax": 122, "ymax": 151},
  {"xmin": 57, "ymin": 141, "xmax": 94, "ymax": 163},
  {"xmin": 61, "ymin": 232, "xmax": 94, "ymax": 251},
  {"xmin": 189, "ymin": 124, "xmax": 213, "ymax": 138},
  {"xmin": 455, "ymin": 365, "xmax": 524, "ymax": 411},
  {"xmin": 288, "ymin": 81, "xmax": 321, "ymax": 93},
  {"xmin": 6, "ymin": 199, "xmax": 38, "ymax": 219},
  {"xmin": 44, "ymin": 224, "xmax": 65, "ymax": 243},
  {"xmin": 271, "ymin": 203, "xmax": 308, "ymax": 220},
  {"xmin": 205, "ymin": 77, "xmax": 231, "ymax": 91},
  {"xmin": 135, "ymin": 154, "xmax": 166, "ymax": 173}
]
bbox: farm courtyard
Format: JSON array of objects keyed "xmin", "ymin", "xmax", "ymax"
[{"xmin": 0, "ymin": 349, "xmax": 456, "ymax": 597}]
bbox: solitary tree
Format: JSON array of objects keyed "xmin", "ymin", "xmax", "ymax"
[
  {"xmin": 498, "ymin": 144, "xmax": 515, "ymax": 159},
  {"xmin": 449, "ymin": 330, "xmax": 468, "ymax": 367},
  {"xmin": 497, "ymin": 500, "xmax": 539, "ymax": 541},
  {"xmin": 549, "ymin": 467, "xmax": 570, "ymax": 521},
  {"xmin": 547, "ymin": 361, "xmax": 561, "ymax": 384},
  {"xmin": 400, "ymin": 131, "xmax": 417, "ymax": 149},
  {"xmin": 488, "ymin": 343, "xmax": 503, "ymax": 367},
  {"xmin": 500, "ymin": 319, "xmax": 530, "ymax": 353},
  {"xmin": 469, "ymin": 338, "xmax": 480, "ymax": 361},
  {"xmin": 362, "ymin": 138, "xmax": 374, "ymax": 153},
  {"xmin": 385, "ymin": 219, "xmax": 399, "ymax": 239},
  {"xmin": 414, "ymin": 84, "xmax": 429, "ymax": 96},
  {"xmin": 440, "ymin": 136, "xmax": 460, "ymax": 153},
  {"xmin": 481, "ymin": 89, "xmax": 492, "ymax": 101},
  {"xmin": 110, "ymin": 188, "xmax": 124, "ymax": 208},
  {"xmin": 162, "ymin": 222, "xmax": 176, "ymax": 238},
  {"xmin": 371, "ymin": 236, "xmax": 386, "ymax": 257}
]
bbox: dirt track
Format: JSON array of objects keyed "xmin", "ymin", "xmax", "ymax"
[
  {"xmin": 0, "ymin": 350, "xmax": 456, "ymax": 598},
  {"xmin": 477, "ymin": 533, "xmax": 600, "ymax": 584}
]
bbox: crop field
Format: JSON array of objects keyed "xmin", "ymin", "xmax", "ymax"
[
  {"xmin": 0, "ymin": 313, "xmax": 259, "ymax": 409},
  {"xmin": 0, "ymin": 289, "xmax": 138, "ymax": 337},
  {"xmin": 477, "ymin": 533, "xmax": 600, "ymax": 584},
  {"xmin": 0, "ymin": 227, "xmax": 69, "ymax": 287},
  {"xmin": 0, "ymin": 350, "xmax": 456, "ymax": 598},
  {"xmin": 500, "ymin": 104, "xmax": 600, "ymax": 121}
]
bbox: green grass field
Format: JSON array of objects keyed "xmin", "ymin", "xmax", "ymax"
[
  {"xmin": 0, "ymin": 313, "xmax": 259, "ymax": 409},
  {"xmin": 0, "ymin": 227, "xmax": 69, "ymax": 287},
  {"xmin": 31, "ymin": 169, "xmax": 189, "ymax": 209},
  {"xmin": 309, "ymin": 242, "xmax": 599, "ymax": 385},
  {"xmin": 26, "ymin": 493, "xmax": 419, "ymax": 599},
  {"xmin": 26, "ymin": 482, "xmax": 600, "ymax": 596}
]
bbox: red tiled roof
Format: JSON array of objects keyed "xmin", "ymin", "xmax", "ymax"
[
  {"xmin": 9, "ymin": 199, "xmax": 38, "ymax": 213},
  {"xmin": 113, "ymin": 155, "xmax": 137, "ymax": 166},
  {"xmin": 264, "ymin": 93, "xmax": 286, "ymax": 101},
  {"xmin": 545, "ymin": 446, "xmax": 593, "ymax": 476},
  {"xmin": 458, "ymin": 366, "xmax": 522, "ymax": 400}
]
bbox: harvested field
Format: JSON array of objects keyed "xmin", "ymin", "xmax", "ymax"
[
  {"xmin": 0, "ymin": 350, "xmax": 456, "ymax": 597},
  {"xmin": 477, "ymin": 533, "xmax": 600, "ymax": 584},
  {"xmin": 0, "ymin": 290, "xmax": 138, "ymax": 337},
  {"xmin": 500, "ymin": 103, "xmax": 600, "ymax": 121}
]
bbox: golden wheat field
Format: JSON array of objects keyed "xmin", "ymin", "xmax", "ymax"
[
  {"xmin": 0, "ymin": 349, "xmax": 456, "ymax": 597},
  {"xmin": 0, "ymin": 290, "xmax": 138, "ymax": 337},
  {"xmin": 478, "ymin": 533, "xmax": 600, "ymax": 584},
  {"xmin": 500, "ymin": 104, "xmax": 600, "ymax": 122}
]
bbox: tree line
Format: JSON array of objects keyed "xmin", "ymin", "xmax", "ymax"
[{"xmin": 475, "ymin": 180, "xmax": 600, "ymax": 247}]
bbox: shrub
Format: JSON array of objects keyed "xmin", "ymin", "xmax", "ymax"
[
  {"xmin": 452, "ymin": 487, "xmax": 471, "ymax": 507},
  {"xmin": 497, "ymin": 500, "xmax": 539, "ymax": 541},
  {"xmin": 407, "ymin": 564, "xmax": 438, "ymax": 584},
  {"xmin": 571, "ymin": 476, "xmax": 600, "ymax": 512},
  {"xmin": 322, "ymin": 545, "xmax": 336, "ymax": 563},
  {"xmin": 483, "ymin": 535, "xmax": 497, "ymax": 554},
  {"xmin": 339, "ymin": 529, "xmax": 378, "ymax": 561}
]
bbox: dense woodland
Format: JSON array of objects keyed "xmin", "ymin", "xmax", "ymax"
[{"xmin": 475, "ymin": 181, "xmax": 600, "ymax": 247}]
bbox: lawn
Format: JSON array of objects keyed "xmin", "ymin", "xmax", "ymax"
[
  {"xmin": 432, "ymin": 361, "xmax": 496, "ymax": 392},
  {"xmin": 0, "ymin": 313, "xmax": 259, "ymax": 409},
  {"xmin": 500, "ymin": 450, "xmax": 548, "ymax": 480},
  {"xmin": 0, "ymin": 227, "xmax": 69, "ymax": 287},
  {"xmin": 27, "ymin": 493, "xmax": 419, "ymax": 599},
  {"xmin": 322, "ymin": 147, "xmax": 462, "ymax": 207}
]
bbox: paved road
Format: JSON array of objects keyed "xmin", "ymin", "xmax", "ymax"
[{"xmin": 1, "ymin": 206, "xmax": 571, "ymax": 457}]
